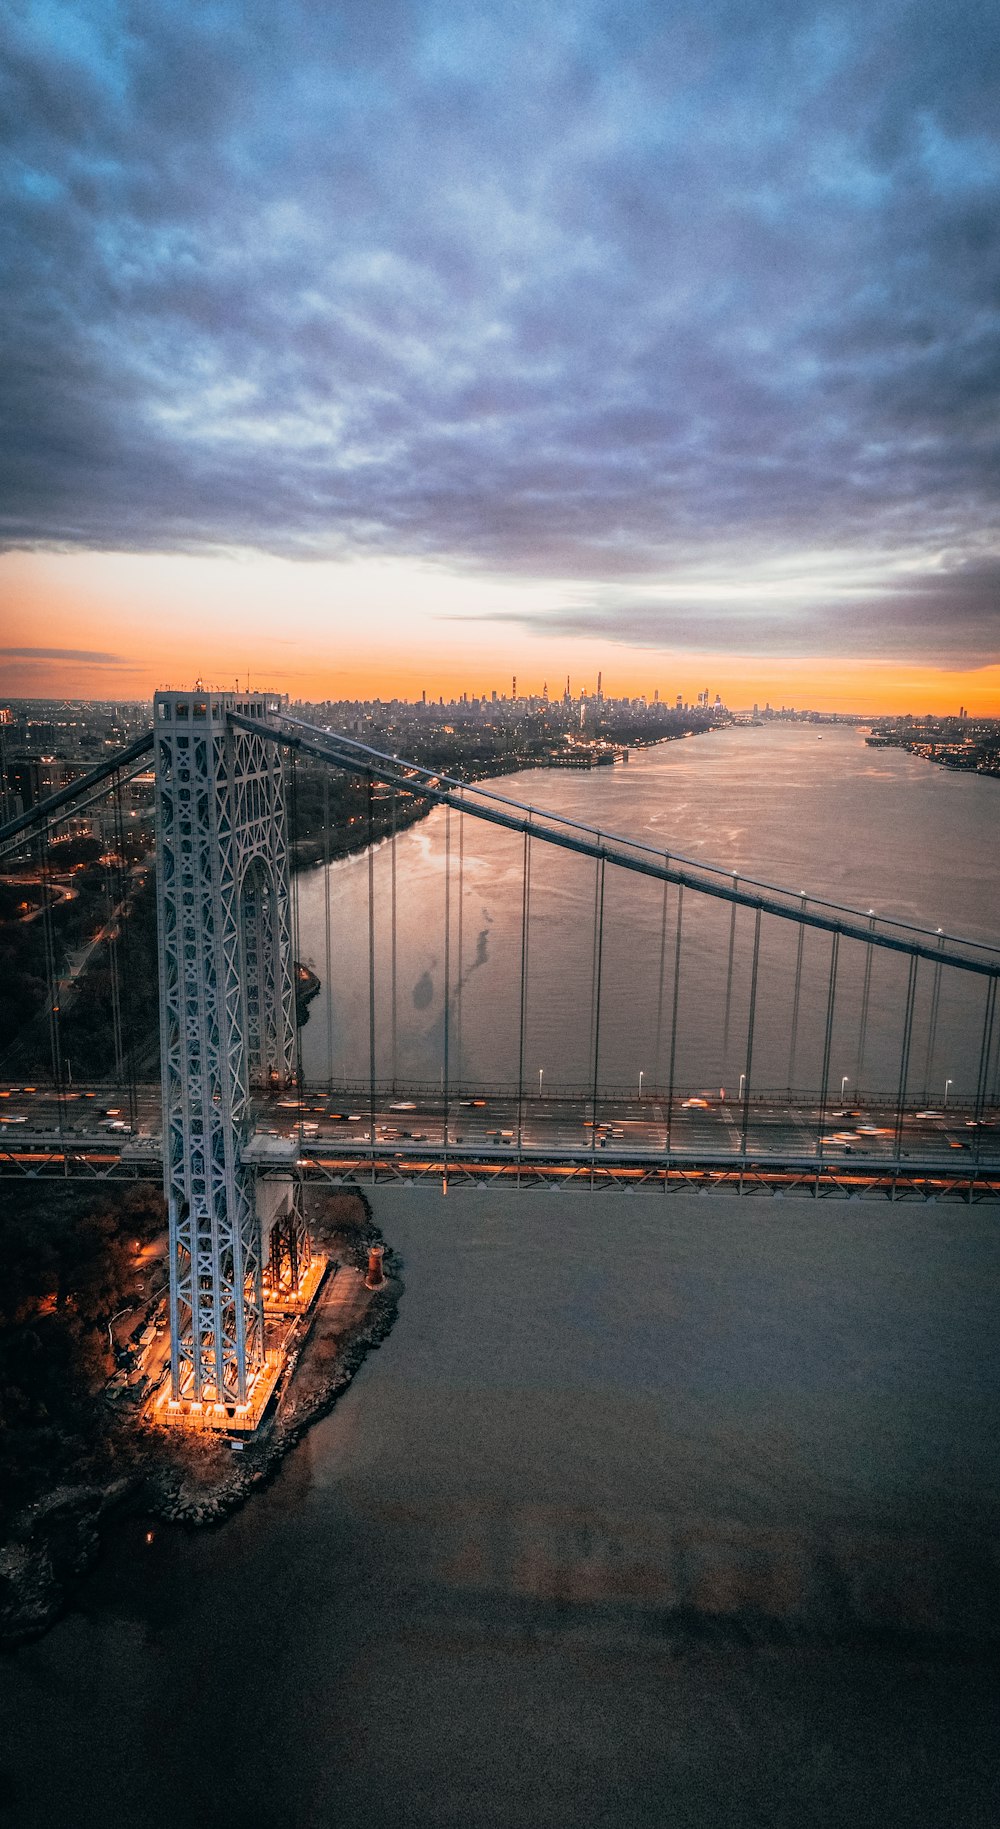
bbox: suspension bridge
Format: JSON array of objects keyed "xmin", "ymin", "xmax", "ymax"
[{"xmin": 1, "ymin": 688, "xmax": 997, "ymax": 1424}]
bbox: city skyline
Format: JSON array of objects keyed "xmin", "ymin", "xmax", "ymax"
[
  {"xmin": 3, "ymin": 544, "xmax": 999, "ymax": 713},
  {"xmin": 2, "ymin": 3, "xmax": 999, "ymax": 710}
]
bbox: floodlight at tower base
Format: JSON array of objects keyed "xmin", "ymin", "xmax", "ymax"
[
  {"xmin": 263, "ymin": 1251, "xmax": 327, "ymax": 1316},
  {"xmin": 149, "ymin": 1250, "xmax": 327, "ymax": 1433},
  {"xmin": 151, "ymin": 1348, "xmax": 287, "ymax": 1433}
]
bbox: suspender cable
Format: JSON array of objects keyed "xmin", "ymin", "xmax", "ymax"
[
  {"xmin": 815, "ymin": 931, "xmax": 840, "ymax": 1159},
  {"xmin": 104, "ymin": 838, "xmax": 125, "ymax": 1102},
  {"xmin": 787, "ymin": 895, "xmax": 806, "ymax": 1093},
  {"xmin": 922, "ymin": 938, "xmax": 943, "ymax": 1103},
  {"xmin": 665, "ymin": 886, "xmax": 684, "ymax": 1154},
  {"xmin": 113, "ymin": 773, "xmax": 139, "ymax": 1134},
  {"xmin": 856, "ymin": 913, "xmax": 875, "ymax": 1098},
  {"xmin": 106, "ymin": 791, "xmax": 123, "ymax": 1098},
  {"xmin": 893, "ymin": 955, "xmax": 919, "ymax": 1158},
  {"xmin": 455, "ymin": 800, "xmax": 464, "ymax": 1092},
  {"xmin": 516, "ymin": 827, "xmax": 531, "ymax": 1154},
  {"xmin": 973, "ymin": 974, "xmax": 997, "ymax": 1123},
  {"xmin": 654, "ymin": 868, "xmax": 669, "ymax": 1095},
  {"xmin": 588, "ymin": 834, "xmax": 602, "ymax": 1078},
  {"xmin": 590, "ymin": 856, "xmax": 606, "ymax": 1184},
  {"xmin": 289, "ymin": 750, "xmax": 306, "ymax": 1126},
  {"xmin": 390, "ymin": 786, "xmax": 398, "ymax": 1094},
  {"xmin": 38, "ymin": 818, "xmax": 65, "ymax": 1126},
  {"xmin": 322, "ymin": 768, "xmax": 333, "ymax": 1091},
  {"xmin": 973, "ymin": 976, "xmax": 998, "ymax": 1177},
  {"xmin": 740, "ymin": 908, "xmax": 762, "ymax": 1155},
  {"xmin": 723, "ymin": 886, "xmax": 738, "ymax": 1067},
  {"xmin": 367, "ymin": 773, "xmax": 377, "ymax": 1163},
  {"xmin": 442, "ymin": 804, "xmax": 451, "ymax": 1163}
]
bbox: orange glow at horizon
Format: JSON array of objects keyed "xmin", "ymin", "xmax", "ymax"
[{"xmin": 2, "ymin": 547, "xmax": 999, "ymax": 715}]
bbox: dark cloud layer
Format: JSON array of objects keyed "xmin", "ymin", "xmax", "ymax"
[{"xmin": 2, "ymin": 1, "xmax": 999, "ymax": 661}]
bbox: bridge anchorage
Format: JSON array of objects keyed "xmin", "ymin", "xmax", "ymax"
[{"xmin": 1, "ymin": 685, "xmax": 999, "ymax": 1434}]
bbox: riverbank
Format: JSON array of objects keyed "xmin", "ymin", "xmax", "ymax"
[
  {"xmin": 0, "ymin": 1191, "xmax": 401, "ymax": 1649},
  {"xmin": 287, "ymin": 726, "xmax": 697, "ymax": 871}
]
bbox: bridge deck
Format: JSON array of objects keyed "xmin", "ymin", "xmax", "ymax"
[{"xmin": 2, "ymin": 1082, "xmax": 997, "ymax": 1195}]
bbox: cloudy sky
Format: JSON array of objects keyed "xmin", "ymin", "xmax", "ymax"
[{"xmin": 2, "ymin": 0, "xmax": 998, "ymax": 706}]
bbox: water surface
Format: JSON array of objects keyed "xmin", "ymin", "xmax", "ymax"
[{"xmin": 4, "ymin": 1188, "xmax": 999, "ymax": 1828}]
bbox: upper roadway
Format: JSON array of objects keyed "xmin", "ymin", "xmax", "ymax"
[{"xmin": 1, "ymin": 1082, "xmax": 996, "ymax": 1182}]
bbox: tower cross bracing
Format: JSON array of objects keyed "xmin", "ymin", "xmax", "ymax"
[{"xmin": 155, "ymin": 689, "xmax": 300, "ymax": 1408}]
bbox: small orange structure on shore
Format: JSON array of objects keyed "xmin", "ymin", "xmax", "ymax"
[{"xmin": 365, "ymin": 1244, "xmax": 385, "ymax": 1289}]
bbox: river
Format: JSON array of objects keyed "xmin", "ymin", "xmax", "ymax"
[{"xmin": 2, "ymin": 726, "xmax": 999, "ymax": 1829}]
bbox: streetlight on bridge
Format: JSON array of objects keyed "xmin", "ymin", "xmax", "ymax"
[
  {"xmin": 841, "ymin": 1075, "xmax": 849, "ymax": 1101},
  {"xmin": 538, "ymin": 1067, "xmax": 544, "ymax": 1098},
  {"xmin": 944, "ymin": 1077, "xmax": 953, "ymax": 1109},
  {"xmin": 638, "ymin": 1070, "xmax": 644, "ymax": 1099}
]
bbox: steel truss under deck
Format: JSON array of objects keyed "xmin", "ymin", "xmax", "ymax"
[{"xmin": 2, "ymin": 1135, "xmax": 997, "ymax": 1202}]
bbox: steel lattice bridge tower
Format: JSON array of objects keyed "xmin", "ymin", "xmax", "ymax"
[
  {"xmin": 154, "ymin": 688, "xmax": 307, "ymax": 1410},
  {"xmin": 1, "ymin": 685, "xmax": 999, "ymax": 1423}
]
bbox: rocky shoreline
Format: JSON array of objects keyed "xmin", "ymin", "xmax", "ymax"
[
  {"xmin": 0, "ymin": 1195, "xmax": 400, "ymax": 1649},
  {"xmin": 149, "ymin": 1262, "xmax": 399, "ymax": 1528}
]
